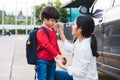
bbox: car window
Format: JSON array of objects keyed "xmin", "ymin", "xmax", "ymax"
[
  {"xmin": 92, "ymin": 0, "xmax": 113, "ymax": 13},
  {"xmin": 114, "ymin": 0, "xmax": 120, "ymax": 6}
]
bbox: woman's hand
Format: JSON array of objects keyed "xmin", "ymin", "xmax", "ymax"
[
  {"xmin": 54, "ymin": 23, "xmax": 62, "ymax": 34},
  {"xmin": 55, "ymin": 55, "xmax": 67, "ymax": 70},
  {"xmin": 54, "ymin": 23, "xmax": 67, "ymax": 42}
]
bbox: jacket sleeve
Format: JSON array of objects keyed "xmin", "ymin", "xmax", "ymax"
[
  {"xmin": 37, "ymin": 29, "xmax": 59, "ymax": 57},
  {"xmin": 63, "ymin": 40, "xmax": 76, "ymax": 54}
]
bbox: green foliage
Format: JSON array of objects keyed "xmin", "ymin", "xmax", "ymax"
[
  {"xmin": 35, "ymin": 0, "xmax": 68, "ymax": 24},
  {"xmin": 10, "ymin": 29, "xmax": 15, "ymax": 34},
  {"xmin": 54, "ymin": 0, "xmax": 68, "ymax": 22},
  {"xmin": 59, "ymin": 8, "xmax": 68, "ymax": 22},
  {"xmin": 0, "ymin": 10, "xmax": 32, "ymax": 25},
  {"xmin": 17, "ymin": 29, "xmax": 26, "ymax": 34},
  {"xmin": 5, "ymin": 14, "xmax": 15, "ymax": 24},
  {"xmin": 35, "ymin": 4, "xmax": 46, "ymax": 25}
]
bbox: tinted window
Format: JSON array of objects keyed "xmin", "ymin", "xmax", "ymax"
[{"xmin": 114, "ymin": 0, "xmax": 120, "ymax": 6}]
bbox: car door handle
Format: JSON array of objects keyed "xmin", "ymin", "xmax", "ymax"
[{"xmin": 99, "ymin": 18, "xmax": 103, "ymax": 22}]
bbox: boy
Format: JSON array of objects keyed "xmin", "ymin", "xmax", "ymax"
[{"xmin": 36, "ymin": 6, "xmax": 64, "ymax": 80}]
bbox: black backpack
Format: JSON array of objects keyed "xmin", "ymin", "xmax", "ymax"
[{"xmin": 26, "ymin": 27, "xmax": 50, "ymax": 65}]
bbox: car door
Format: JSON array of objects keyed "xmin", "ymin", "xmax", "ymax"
[
  {"xmin": 91, "ymin": 0, "xmax": 113, "ymax": 63},
  {"xmin": 92, "ymin": 0, "xmax": 120, "ymax": 78},
  {"xmin": 103, "ymin": 0, "xmax": 120, "ymax": 69}
]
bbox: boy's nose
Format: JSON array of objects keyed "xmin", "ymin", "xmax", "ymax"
[{"xmin": 53, "ymin": 21, "xmax": 56, "ymax": 24}]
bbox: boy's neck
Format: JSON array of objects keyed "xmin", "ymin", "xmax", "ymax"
[{"xmin": 42, "ymin": 24, "xmax": 52, "ymax": 30}]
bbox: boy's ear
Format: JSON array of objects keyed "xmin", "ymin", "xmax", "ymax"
[{"xmin": 43, "ymin": 18, "xmax": 46, "ymax": 21}]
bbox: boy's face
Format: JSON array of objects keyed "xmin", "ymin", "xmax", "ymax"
[{"xmin": 44, "ymin": 18, "xmax": 56, "ymax": 28}]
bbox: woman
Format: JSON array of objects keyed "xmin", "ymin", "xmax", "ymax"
[{"xmin": 55, "ymin": 15, "xmax": 99, "ymax": 80}]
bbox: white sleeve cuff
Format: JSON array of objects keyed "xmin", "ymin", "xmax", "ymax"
[
  {"xmin": 63, "ymin": 39, "xmax": 68, "ymax": 46},
  {"xmin": 67, "ymin": 66, "xmax": 73, "ymax": 76},
  {"xmin": 63, "ymin": 40, "xmax": 74, "ymax": 53}
]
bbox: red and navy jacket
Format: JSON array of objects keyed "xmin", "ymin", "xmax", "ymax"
[{"xmin": 36, "ymin": 27, "xmax": 61, "ymax": 61}]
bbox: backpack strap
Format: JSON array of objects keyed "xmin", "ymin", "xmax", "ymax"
[
  {"xmin": 37, "ymin": 27, "xmax": 50, "ymax": 53},
  {"xmin": 41, "ymin": 27, "xmax": 50, "ymax": 40}
]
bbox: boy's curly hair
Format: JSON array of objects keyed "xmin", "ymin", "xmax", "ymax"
[{"xmin": 40, "ymin": 6, "xmax": 60, "ymax": 21}]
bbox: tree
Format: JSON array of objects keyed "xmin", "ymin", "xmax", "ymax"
[
  {"xmin": 5, "ymin": 14, "xmax": 15, "ymax": 24},
  {"xmin": 35, "ymin": 0, "xmax": 68, "ymax": 25},
  {"xmin": 35, "ymin": 4, "xmax": 46, "ymax": 25},
  {"xmin": 0, "ymin": 9, "xmax": 33, "ymax": 25},
  {"xmin": 17, "ymin": 10, "xmax": 25, "ymax": 25},
  {"xmin": 53, "ymin": 0, "xmax": 68, "ymax": 23}
]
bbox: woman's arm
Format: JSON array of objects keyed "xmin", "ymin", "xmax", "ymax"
[
  {"xmin": 56, "ymin": 48, "xmax": 91, "ymax": 78},
  {"xmin": 55, "ymin": 23, "xmax": 66, "ymax": 42},
  {"xmin": 55, "ymin": 23, "xmax": 75, "ymax": 53},
  {"xmin": 55, "ymin": 57, "xmax": 89, "ymax": 77}
]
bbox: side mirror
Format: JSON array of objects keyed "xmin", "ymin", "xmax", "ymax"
[{"xmin": 79, "ymin": 5, "xmax": 89, "ymax": 14}]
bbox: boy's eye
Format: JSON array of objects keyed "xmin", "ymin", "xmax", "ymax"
[
  {"xmin": 56, "ymin": 20, "xmax": 57, "ymax": 22},
  {"xmin": 51, "ymin": 19, "xmax": 56, "ymax": 22}
]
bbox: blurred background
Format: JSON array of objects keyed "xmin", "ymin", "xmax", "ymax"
[
  {"xmin": 0, "ymin": 0, "xmax": 79, "ymax": 35},
  {"xmin": 0, "ymin": 0, "xmax": 119, "ymax": 80}
]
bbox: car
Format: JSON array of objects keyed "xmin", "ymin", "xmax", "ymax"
[{"xmin": 79, "ymin": 0, "xmax": 120, "ymax": 79}]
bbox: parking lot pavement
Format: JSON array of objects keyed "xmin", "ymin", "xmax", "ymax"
[{"xmin": 0, "ymin": 35, "xmax": 35, "ymax": 80}]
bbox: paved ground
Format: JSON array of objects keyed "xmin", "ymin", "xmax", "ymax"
[
  {"xmin": 0, "ymin": 35, "xmax": 34, "ymax": 80},
  {"xmin": 0, "ymin": 35, "xmax": 118, "ymax": 80}
]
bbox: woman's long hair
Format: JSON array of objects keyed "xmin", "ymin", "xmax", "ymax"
[{"xmin": 76, "ymin": 15, "xmax": 99, "ymax": 57}]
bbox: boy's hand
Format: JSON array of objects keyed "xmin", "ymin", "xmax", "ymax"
[
  {"xmin": 55, "ymin": 55, "xmax": 67, "ymax": 70},
  {"xmin": 55, "ymin": 55, "xmax": 67, "ymax": 65}
]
